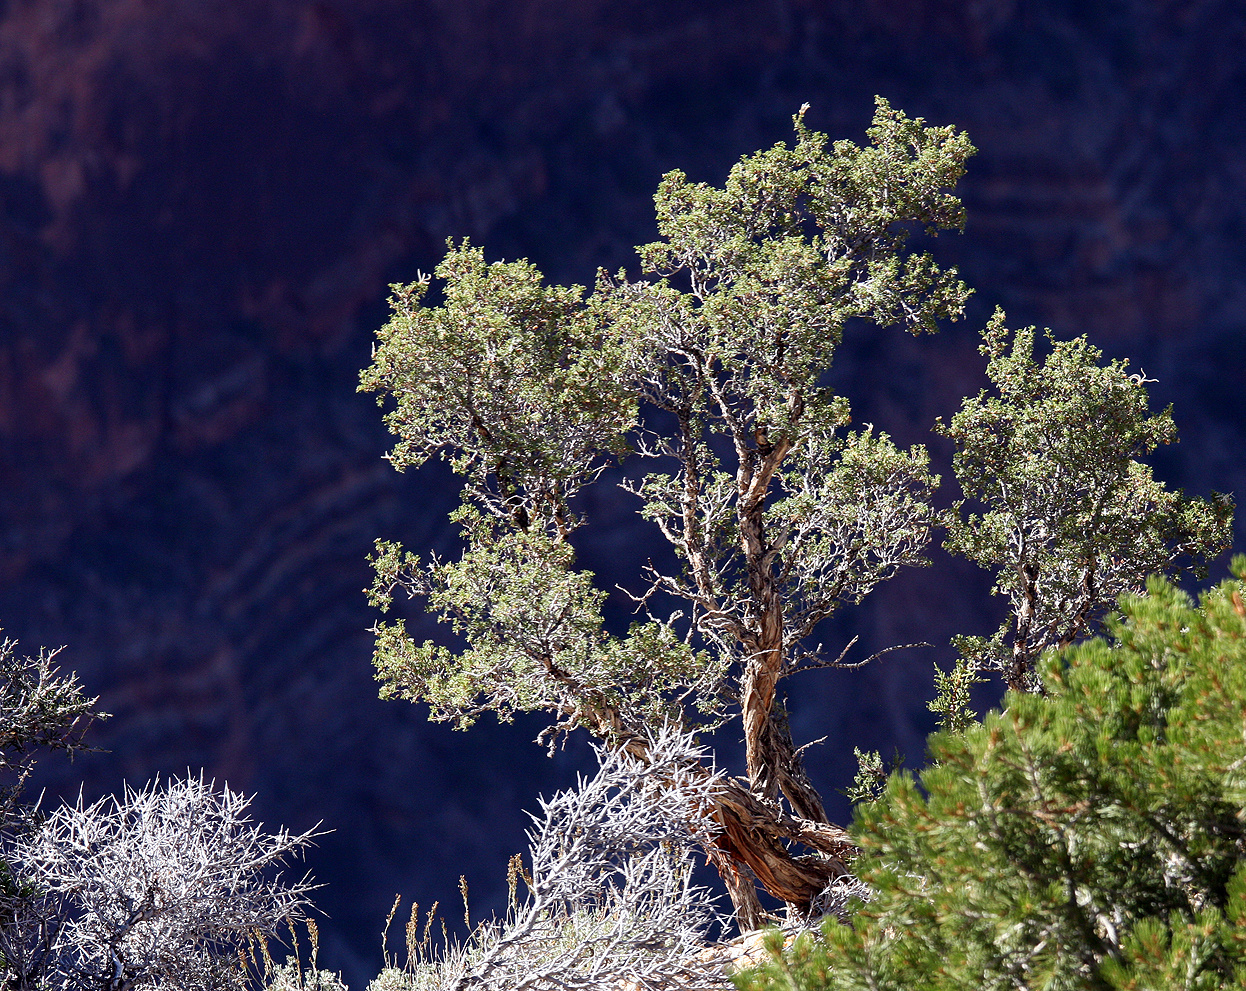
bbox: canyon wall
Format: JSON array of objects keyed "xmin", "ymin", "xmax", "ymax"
[{"xmin": 1, "ymin": 0, "xmax": 1244, "ymax": 980}]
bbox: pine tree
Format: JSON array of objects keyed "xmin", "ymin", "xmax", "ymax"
[{"xmin": 737, "ymin": 562, "xmax": 1246, "ymax": 991}]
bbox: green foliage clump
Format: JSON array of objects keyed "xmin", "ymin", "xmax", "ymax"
[
  {"xmin": 937, "ymin": 311, "xmax": 1232, "ymax": 693},
  {"xmin": 367, "ymin": 968, "xmax": 418, "ymax": 991},
  {"xmin": 737, "ymin": 562, "xmax": 1246, "ymax": 991},
  {"xmin": 368, "ymin": 505, "xmax": 721, "ymax": 738},
  {"xmin": 0, "ymin": 636, "xmax": 101, "ymax": 824},
  {"xmin": 360, "ymin": 244, "xmax": 636, "ymax": 535}
]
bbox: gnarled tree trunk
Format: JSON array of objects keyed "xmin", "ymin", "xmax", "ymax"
[{"xmin": 584, "ymin": 701, "xmax": 854, "ymax": 926}]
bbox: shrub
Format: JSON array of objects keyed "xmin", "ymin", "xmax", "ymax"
[
  {"xmin": 6, "ymin": 774, "xmax": 321, "ymax": 990},
  {"xmin": 384, "ymin": 726, "xmax": 735, "ymax": 991}
]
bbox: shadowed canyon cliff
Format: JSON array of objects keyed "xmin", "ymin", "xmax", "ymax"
[{"xmin": 2, "ymin": 0, "xmax": 1244, "ymax": 980}]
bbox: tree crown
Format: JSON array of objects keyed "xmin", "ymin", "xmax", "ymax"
[{"xmin": 936, "ymin": 310, "xmax": 1232, "ymax": 692}]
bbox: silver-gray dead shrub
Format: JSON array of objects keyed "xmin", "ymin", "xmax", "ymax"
[
  {"xmin": 6, "ymin": 774, "xmax": 321, "ymax": 990},
  {"xmin": 376, "ymin": 726, "xmax": 735, "ymax": 991}
]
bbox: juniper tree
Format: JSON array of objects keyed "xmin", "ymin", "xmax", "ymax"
[
  {"xmin": 737, "ymin": 563, "xmax": 1246, "ymax": 991},
  {"xmin": 362, "ymin": 99, "xmax": 973, "ymax": 926},
  {"xmin": 936, "ymin": 312, "xmax": 1233, "ymax": 696}
]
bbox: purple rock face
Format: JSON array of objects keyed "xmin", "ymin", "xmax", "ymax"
[{"xmin": 1, "ymin": 0, "xmax": 1243, "ymax": 981}]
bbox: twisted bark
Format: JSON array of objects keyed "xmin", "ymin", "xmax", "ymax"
[{"xmin": 581, "ymin": 700, "xmax": 854, "ymax": 925}]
